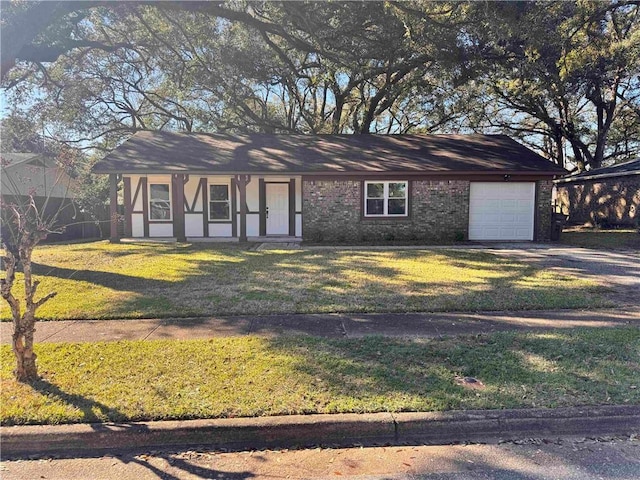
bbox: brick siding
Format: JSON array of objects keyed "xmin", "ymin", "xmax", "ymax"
[
  {"xmin": 556, "ymin": 177, "xmax": 640, "ymax": 227},
  {"xmin": 304, "ymin": 179, "xmax": 555, "ymax": 243},
  {"xmin": 302, "ymin": 180, "xmax": 470, "ymax": 242},
  {"xmin": 536, "ymin": 180, "xmax": 553, "ymax": 241}
]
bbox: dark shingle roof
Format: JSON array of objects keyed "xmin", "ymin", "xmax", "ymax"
[
  {"xmin": 93, "ymin": 131, "xmax": 566, "ymax": 176},
  {"xmin": 555, "ymin": 158, "xmax": 640, "ymax": 184}
]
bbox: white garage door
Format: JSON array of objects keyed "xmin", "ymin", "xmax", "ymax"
[{"xmin": 469, "ymin": 182, "xmax": 535, "ymax": 241}]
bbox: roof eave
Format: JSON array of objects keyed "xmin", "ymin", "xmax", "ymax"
[
  {"xmin": 554, "ymin": 170, "xmax": 640, "ymax": 184},
  {"xmin": 92, "ymin": 167, "xmax": 565, "ymax": 177}
]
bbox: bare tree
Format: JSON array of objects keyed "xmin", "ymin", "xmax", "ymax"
[{"xmin": 1, "ymin": 155, "xmax": 72, "ymax": 382}]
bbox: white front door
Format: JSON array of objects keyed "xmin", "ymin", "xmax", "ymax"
[
  {"xmin": 266, "ymin": 183, "xmax": 289, "ymax": 235},
  {"xmin": 468, "ymin": 182, "xmax": 535, "ymax": 241}
]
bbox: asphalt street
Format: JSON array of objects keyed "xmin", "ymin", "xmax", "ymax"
[{"xmin": 2, "ymin": 435, "xmax": 639, "ymax": 479}]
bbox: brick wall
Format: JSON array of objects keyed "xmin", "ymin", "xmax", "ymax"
[
  {"xmin": 556, "ymin": 177, "xmax": 640, "ymax": 227},
  {"xmin": 536, "ymin": 180, "xmax": 553, "ymax": 241},
  {"xmin": 302, "ymin": 180, "xmax": 470, "ymax": 242}
]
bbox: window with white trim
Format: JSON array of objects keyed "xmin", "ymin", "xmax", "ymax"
[
  {"xmin": 209, "ymin": 184, "xmax": 231, "ymax": 221},
  {"xmin": 364, "ymin": 181, "xmax": 408, "ymax": 217},
  {"xmin": 149, "ymin": 183, "xmax": 172, "ymax": 220}
]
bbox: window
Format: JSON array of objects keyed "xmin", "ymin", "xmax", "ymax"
[
  {"xmin": 364, "ymin": 181, "xmax": 408, "ymax": 217},
  {"xmin": 149, "ymin": 183, "xmax": 171, "ymax": 220},
  {"xmin": 209, "ymin": 184, "xmax": 231, "ymax": 221}
]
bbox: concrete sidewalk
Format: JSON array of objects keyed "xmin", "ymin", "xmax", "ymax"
[{"xmin": 1, "ymin": 307, "xmax": 639, "ymax": 344}]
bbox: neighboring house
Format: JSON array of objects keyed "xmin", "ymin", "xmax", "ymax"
[
  {"xmin": 554, "ymin": 159, "xmax": 640, "ymax": 227},
  {"xmin": 92, "ymin": 131, "xmax": 566, "ymax": 243},
  {"xmin": 1, "ymin": 153, "xmax": 100, "ymax": 241},
  {"xmin": 1, "ymin": 152, "xmax": 74, "ymax": 198}
]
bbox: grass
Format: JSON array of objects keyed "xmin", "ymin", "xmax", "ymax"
[
  {"xmin": 560, "ymin": 226, "xmax": 640, "ymax": 249},
  {"xmin": 1, "ymin": 327, "xmax": 639, "ymax": 425},
  {"xmin": 1, "ymin": 241, "xmax": 610, "ymax": 321}
]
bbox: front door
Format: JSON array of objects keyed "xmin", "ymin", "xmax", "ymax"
[{"xmin": 266, "ymin": 183, "xmax": 289, "ymax": 235}]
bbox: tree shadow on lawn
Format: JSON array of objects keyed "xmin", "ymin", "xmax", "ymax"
[
  {"xmin": 25, "ymin": 247, "xmax": 606, "ymax": 320},
  {"xmin": 30, "ymin": 378, "xmax": 127, "ymax": 425},
  {"xmin": 270, "ymin": 249, "xmax": 604, "ymax": 313},
  {"xmin": 267, "ymin": 328, "xmax": 640, "ymax": 412},
  {"xmin": 31, "ymin": 262, "xmax": 171, "ymax": 291}
]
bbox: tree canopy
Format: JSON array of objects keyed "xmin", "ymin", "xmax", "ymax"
[{"xmin": 2, "ymin": 0, "xmax": 639, "ymax": 171}]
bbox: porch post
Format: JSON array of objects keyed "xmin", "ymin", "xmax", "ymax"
[
  {"xmin": 172, "ymin": 173, "xmax": 187, "ymax": 242},
  {"xmin": 235, "ymin": 174, "xmax": 251, "ymax": 242},
  {"xmin": 109, "ymin": 173, "xmax": 119, "ymax": 242},
  {"xmin": 123, "ymin": 176, "xmax": 132, "ymax": 237}
]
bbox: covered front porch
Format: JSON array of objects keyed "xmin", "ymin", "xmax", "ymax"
[{"xmin": 108, "ymin": 172, "xmax": 303, "ymax": 242}]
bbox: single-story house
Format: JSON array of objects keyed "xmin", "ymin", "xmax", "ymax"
[
  {"xmin": 92, "ymin": 131, "xmax": 566, "ymax": 243},
  {"xmin": 554, "ymin": 158, "xmax": 640, "ymax": 227}
]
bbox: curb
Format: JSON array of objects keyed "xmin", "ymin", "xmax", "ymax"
[{"xmin": 2, "ymin": 405, "xmax": 639, "ymax": 458}]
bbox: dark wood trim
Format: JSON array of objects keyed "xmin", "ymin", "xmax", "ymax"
[
  {"xmin": 302, "ymin": 171, "xmax": 562, "ymax": 179},
  {"xmin": 201, "ymin": 177, "xmax": 209, "ymax": 237},
  {"xmin": 300, "ymin": 178, "xmax": 304, "ymax": 237},
  {"xmin": 131, "ymin": 176, "xmax": 143, "ymax": 210},
  {"xmin": 148, "ymin": 220, "xmax": 174, "ymax": 225},
  {"xmin": 231, "ymin": 178, "xmax": 237, "ymax": 238},
  {"xmin": 172, "ymin": 174, "xmax": 186, "ymax": 242},
  {"xmin": 123, "ymin": 176, "xmax": 133, "ymax": 237},
  {"xmin": 533, "ymin": 180, "xmax": 540, "ymax": 242},
  {"xmin": 288, "ymin": 179, "xmax": 295, "ymax": 236},
  {"xmin": 304, "ymin": 173, "xmax": 554, "ymax": 182},
  {"xmin": 235, "ymin": 174, "xmax": 251, "ymax": 242},
  {"xmin": 141, "ymin": 177, "xmax": 149, "ymax": 237},
  {"xmin": 259, "ymin": 178, "xmax": 266, "ymax": 237},
  {"xmin": 109, "ymin": 173, "xmax": 119, "ymax": 242},
  {"xmin": 186, "ymin": 177, "xmax": 203, "ymax": 213},
  {"xmin": 97, "ymin": 169, "xmax": 563, "ymax": 179},
  {"xmin": 359, "ymin": 179, "xmax": 363, "ymax": 219}
]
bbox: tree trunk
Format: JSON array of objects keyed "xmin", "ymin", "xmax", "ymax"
[
  {"xmin": 1, "ymin": 251, "xmax": 39, "ymax": 381},
  {"xmin": 12, "ymin": 321, "xmax": 38, "ymax": 382},
  {"xmin": 552, "ymin": 128, "xmax": 565, "ymax": 169},
  {"xmin": 2, "ymin": 194, "xmax": 59, "ymax": 383}
]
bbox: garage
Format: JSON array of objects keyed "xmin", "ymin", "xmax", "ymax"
[{"xmin": 468, "ymin": 182, "xmax": 535, "ymax": 241}]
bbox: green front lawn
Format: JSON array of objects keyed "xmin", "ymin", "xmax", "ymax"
[
  {"xmin": 2, "ymin": 241, "xmax": 610, "ymax": 321},
  {"xmin": 2, "ymin": 327, "xmax": 639, "ymax": 425}
]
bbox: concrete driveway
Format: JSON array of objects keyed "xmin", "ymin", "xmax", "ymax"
[{"xmin": 479, "ymin": 244, "xmax": 640, "ymax": 305}]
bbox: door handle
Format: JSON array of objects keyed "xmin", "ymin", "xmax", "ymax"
[{"xmin": 266, "ymin": 206, "xmax": 269, "ymax": 218}]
